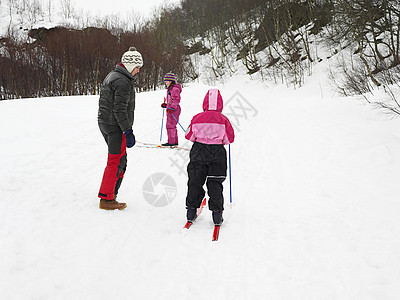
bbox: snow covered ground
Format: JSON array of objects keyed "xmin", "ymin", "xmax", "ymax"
[{"xmin": 1, "ymin": 64, "xmax": 400, "ymax": 299}]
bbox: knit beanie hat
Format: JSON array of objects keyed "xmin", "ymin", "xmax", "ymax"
[
  {"xmin": 121, "ymin": 47, "xmax": 143, "ymax": 73},
  {"xmin": 163, "ymin": 72, "xmax": 177, "ymax": 83}
]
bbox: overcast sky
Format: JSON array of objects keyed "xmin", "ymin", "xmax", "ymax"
[{"xmin": 73, "ymin": 0, "xmax": 181, "ymax": 19}]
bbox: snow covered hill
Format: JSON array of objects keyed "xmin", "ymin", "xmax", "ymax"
[{"xmin": 1, "ymin": 60, "xmax": 400, "ymax": 299}]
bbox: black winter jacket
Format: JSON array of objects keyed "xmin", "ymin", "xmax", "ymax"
[{"xmin": 98, "ymin": 65, "xmax": 136, "ymax": 132}]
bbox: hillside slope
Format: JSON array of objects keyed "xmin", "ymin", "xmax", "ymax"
[{"xmin": 1, "ymin": 64, "xmax": 400, "ymax": 299}]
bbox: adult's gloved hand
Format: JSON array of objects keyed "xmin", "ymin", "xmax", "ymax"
[
  {"xmin": 167, "ymin": 108, "xmax": 175, "ymax": 114},
  {"xmin": 161, "ymin": 103, "xmax": 167, "ymax": 108},
  {"xmin": 123, "ymin": 129, "xmax": 136, "ymax": 148}
]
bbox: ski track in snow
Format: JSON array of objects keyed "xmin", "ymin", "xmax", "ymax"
[{"xmin": 1, "ymin": 79, "xmax": 400, "ymax": 299}]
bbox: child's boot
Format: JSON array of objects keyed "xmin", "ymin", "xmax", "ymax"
[
  {"xmin": 186, "ymin": 208, "xmax": 197, "ymax": 222},
  {"xmin": 212, "ymin": 211, "xmax": 223, "ymax": 225}
]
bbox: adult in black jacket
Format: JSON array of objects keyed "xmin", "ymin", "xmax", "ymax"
[{"xmin": 98, "ymin": 47, "xmax": 143, "ymax": 210}]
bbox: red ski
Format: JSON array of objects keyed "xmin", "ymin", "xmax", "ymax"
[
  {"xmin": 183, "ymin": 221, "xmax": 193, "ymax": 229},
  {"xmin": 183, "ymin": 198, "xmax": 206, "ymax": 229},
  {"xmin": 212, "ymin": 225, "xmax": 221, "ymax": 241}
]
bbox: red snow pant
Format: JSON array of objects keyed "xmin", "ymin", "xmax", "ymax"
[
  {"xmin": 98, "ymin": 123, "xmax": 127, "ymax": 200},
  {"xmin": 166, "ymin": 105, "xmax": 181, "ymax": 144}
]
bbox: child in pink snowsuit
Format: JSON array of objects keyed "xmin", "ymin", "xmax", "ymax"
[
  {"xmin": 184, "ymin": 89, "xmax": 235, "ymax": 225},
  {"xmin": 161, "ymin": 73, "xmax": 182, "ymax": 146}
]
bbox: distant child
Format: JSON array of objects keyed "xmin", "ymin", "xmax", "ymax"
[
  {"xmin": 161, "ymin": 73, "xmax": 182, "ymax": 146},
  {"xmin": 184, "ymin": 89, "xmax": 235, "ymax": 225}
]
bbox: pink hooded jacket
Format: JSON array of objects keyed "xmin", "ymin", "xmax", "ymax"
[
  {"xmin": 166, "ymin": 83, "xmax": 182, "ymax": 110},
  {"xmin": 185, "ymin": 89, "xmax": 235, "ymax": 145}
]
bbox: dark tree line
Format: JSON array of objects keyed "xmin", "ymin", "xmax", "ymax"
[
  {"xmin": 0, "ymin": 24, "xmax": 192, "ymax": 99},
  {"xmin": 0, "ymin": 0, "xmax": 268, "ymax": 99}
]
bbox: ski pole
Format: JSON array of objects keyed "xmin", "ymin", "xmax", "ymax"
[
  {"xmin": 229, "ymin": 144, "xmax": 232, "ymax": 208},
  {"xmin": 171, "ymin": 112, "xmax": 186, "ymax": 133},
  {"xmin": 160, "ymin": 98, "xmax": 166, "ymax": 143},
  {"xmin": 160, "ymin": 108, "xmax": 165, "ymax": 143}
]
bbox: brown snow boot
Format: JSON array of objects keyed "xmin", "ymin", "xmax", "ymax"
[{"xmin": 99, "ymin": 199, "xmax": 127, "ymax": 210}]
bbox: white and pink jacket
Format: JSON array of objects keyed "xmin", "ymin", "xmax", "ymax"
[{"xmin": 185, "ymin": 89, "xmax": 235, "ymax": 145}]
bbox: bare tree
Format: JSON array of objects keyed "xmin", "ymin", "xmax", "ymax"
[
  {"xmin": 326, "ymin": 0, "xmax": 400, "ymax": 114},
  {"xmin": 59, "ymin": 0, "xmax": 74, "ymax": 19}
]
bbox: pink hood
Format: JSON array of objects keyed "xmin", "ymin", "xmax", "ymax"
[
  {"xmin": 202, "ymin": 89, "xmax": 223, "ymax": 112},
  {"xmin": 185, "ymin": 88, "xmax": 234, "ymax": 145}
]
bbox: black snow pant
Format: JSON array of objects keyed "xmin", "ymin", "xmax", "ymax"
[
  {"xmin": 98, "ymin": 123, "xmax": 127, "ymax": 200},
  {"xmin": 186, "ymin": 142, "xmax": 227, "ymax": 211}
]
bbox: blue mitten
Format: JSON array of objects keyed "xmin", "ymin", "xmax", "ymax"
[{"xmin": 123, "ymin": 129, "xmax": 136, "ymax": 148}]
